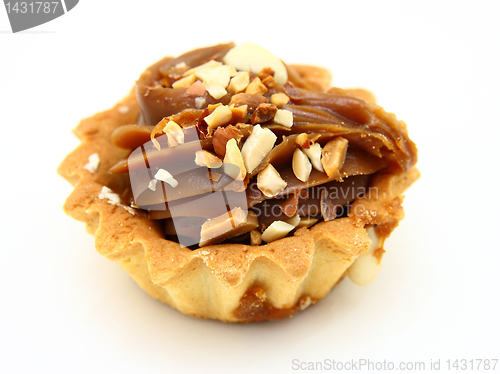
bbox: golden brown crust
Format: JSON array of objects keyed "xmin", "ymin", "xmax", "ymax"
[{"xmin": 59, "ymin": 87, "xmax": 418, "ymax": 323}]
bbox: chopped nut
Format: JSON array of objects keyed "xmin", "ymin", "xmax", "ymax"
[
  {"xmin": 257, "ymin": 164, "xmax": 287, "ymax": 197},
  {"xmin": 257, "ymin": 67, "xmax": 275, "ymax": 80},
  {"xmin": 321, "ymin": 137, "xmax": 349, "ymax": 179},
  {"xmin": 200, "ymin": 208, "xmax": 258, "ymax": 247},
  {"xmin": 292, "ymin": 148, "xmax": 312, "ymax": 182},
  {"xmin": 303, "ymin": 142, "xmax": 324, "ymax": 172},
  {"xmin": 195, "ymin": 150, "xmax": 222, "ymax": 168},
  {"xmin": 204, "ymin": 105, "xmax": 233, "ymax": 134},
  {"xmin": 261, "ymin": 75, "xmax": 276, "ymax": 88},
  {"xmin": 148, "ymin": 179, "xmax": 157, "ymax": 191},
  {"xmin": 250, "ymin": 229, "xmax": 262, "ymax": 246},
  {"xmin": 163, "ymin": 120, "xmax": 184, "ymax": 147},
  {"xmin": 241, "ymin": 124, "xmax": 277, "ymax": 173},
  {"xmin": 83, "ymin": 153, "xmax": 100, "ymax": 173},
  {"xmin": 222, "ymin": 42, "xmax": 288, "ymax": 85},
  {"xmin": 175, "ymin": 61, "xmax": 187, "ymax": 69},
  {"xmin": 245, "ymin": 77, "xmax": 268, "ymax": 95},
  {"xmin": 223, "ymin": 138, "xmax": 246, "ymax": 180},
  {"xmin": 186, "ymin": 81, "xmax": 205, "ymax": 96},
  {"xmin": 295, "ymin": 133, "xmax": 309, "ymax": 149},
  {"xmin": 206, "ymin": 171, "xmax": 222, "ymax": 182},
  {"xmin": 227, "ymin": 71, "xmax": 250, "ymax": 94},
  {"xmin": 212, "ymin": 125, "xmax": 243, "ymax": 157},
  {"xmin": 195, "ymin": 97, "xmax": 206, "ymax": 109},
  {"xmin": 98, "ymin": 186, "xmax": 136, "ymax": 215},
  {"xmin": 231, "ymin": 105, "xmax": 248, "ymax": 123},
  {"xmin": 196, "ymin": 65, "xmax": 232, "ymax": 87},
  {"xmin": 261, "ymin": 221, "xmax": 295, "ymax": 243},
  {"xmin": 206, "ymin": 85, "xmax": 227, "ymax": 99},
  {"xmin": 229, "ymin": 93, "xmax": 268, "ymax": 111},
  {"xmin": 270, "ymin": 93, "xmax": 290, "ymax": 106},
  {"xmin": 296, "ymin": 217, "xmax": 318, "ymax": 229},
  {"xmin": 284, "ymin": 214, "xmax": 300, "ymax": 227},
  {"xmin": 251, "ymin": 103, "xmax": 278, "ymax": 124},
  {"xmin": 347, "ymin": 227, "xmax": 383, "ymax": 286},
  {"xmin": 154, "ymin": 169, "xmax": 178, "ymax": 188},
  {"xmin": 172, "ymin": 74, "xmax": 196, "ymax": 89},
  {"xmin": 183, "ymin": 60, "xmax": 222, "ymax": 76},
  {"xmin": 273, "ymin": 109, "xmax": 293, "ymax": 128},
  {"xmin": 280, "ymin": 193, "xmax": 299, "ymax": 217}
]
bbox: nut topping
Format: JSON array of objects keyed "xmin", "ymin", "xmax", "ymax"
[
  {"xmin": 227, "ymin": 71, "xmax": 250, "ymax": 94},
  {"xmin": 223, "ymin": 138, "xmax": 246, "ymax": 180},
  {"xmin": 270, "ymin": 93, "xmax": 290, "ymax": 106},
  {"xmin": 261, "ymin": 221, "xmax": 295, "ymax": 243},
  {"xmin": 321, "ymin": 137, "xmax": 349, "ymax": 179},
  {"xmin": 212, "ymin": 125, "xmax": 244, "ymax": 157},
  {"xmin": 171, "ymin": 74, "xmax": 196, "ymax": 89},
  {"xmin": 292, "ymin": 148, "xmax": 312, "ymax": 182},
  {"xmin": 257, "ymin": 164, "xmax": 287, "ymax": 197},
  {"xmin": 195, "ymin": 150, "xmax": 223, "ymax": 168},
  {"xmin": 204, "ymin": 105, "xmax": 233, "ymax": 134},
  {"xmin": 196, "ymin": 64, "xmax": 232, "ymax": 87},
  {"xmin": 183, "ymin": 59, "xmax": 222, "ymax": 76},
  {"xmin": 273, "ymin": 109, "xmax": 293, "ymax": 128},
  {"xmin": 206, "ymin": 85, "xmax": 227, "ymax": 99},
  {"xmin": 163, "ymin": 120, "xmax": 184, "ymax": 147},
  {"xmin": 222, "ymin": 42, "xmax": 288, "ymax": 85},
  {"xmin": 245, "ymin": 77, "xmax": 268, "ymax": 95},
  {"xmin": 303, "ymin": 143, "xmax": 324, "ymax": 172},
  {"xmin": 154, "ymin": 168, "xmax": 178, "ymax": 188},
  {"xmin": 251, "ymin": 103, "xmax": 278, "ymax": 124},
  {"xmin": 241, "ymin": 124, "xmax": 277, "ymax": 173},
  {"xmin": 199, "ymin": 208, "xmax": 258, "ymax": 247}
]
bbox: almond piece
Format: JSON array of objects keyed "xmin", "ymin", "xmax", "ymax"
[
  {"xmin": 296, "ymin": 217, "xmax": 318, "ymax": 229},
  {"xmin": 222, "ymin": 42, "xmax": 288, "ymax": 85},
  {"xmin": 284, "ymin": 214, "xmax": 300, "ymax": 227},
  {"xmin": 223, "ymin": 138, "xmax": 246, "ymax": 180},
  {"xmin": 172, "ymin": 74, "xmax": 196, "ymax": 89},
  {"xmin": 245, "ymin": 77, "xmax": 268, "ymax": 95},
  {"xmin": 257, "ymin": 164, "xmax": 287, "ymax": 197},
  {"xmin": 195, "ymin": 97, "xmax": 206, "ymax": 109},
  {"xmin": 195, "ymin": 150, "xmax": 222, "ymax": 168},
  {"xmin": 273, "ymin": 109, "xmax": 293, "ymax": 128},
  {"xmin": 251, "ymin": 103, "xmax": 277, "ymax": 124},
  {"xmin": 347, "ymin": 227, "xmax": 383, "ymax": 286},
  {"xmin": 241, "ymin": 124, "xmax": 277, "ymax": 173},
  {"xmin": 196, "ymin": 65, "xmax": 232, "ymax": 87},
  {"xmin": 302, "ymin": 142, "xmax": 324, "ymax": 172},
  {"xmin": 154, "ymin": 169, "xmax": 178, "ymax": 188},
  {"xmin": 212, "ymin": 125, "xmax": 243, "ymax": 157},
  {"xmin": 321, "ymin": 137, "xmax": 348, "ymax": 179},
  {"xmin": 270, "ymin": 93, "xmax": 290, "ymax": 106},
  {"xmin": 292, "ymin": 148, "xmax": 312, "ymax": 182},
  {"xmin": 163, "ymin": 120, "xmax": 184, "ymax": 147},
  {"xmin": 200, "ymin": 208, "xmax": 258, "ymax": 247},
  {"xmin": 250, "ymin": 229, "xmax": 262, "ymax": 246},
  {"xmin": 261, "ymin": 221, "xmax": 295, "ymax": 243},
  {"xmin": 204, "ymin": 105, "xmax": 233, "ymax": 134},
  {"xmin": 206, "ymin": 85, "xmax": 227, "ymax": 99},
  {"xmin": 231, "ymin": 105, "xmax": 248, "ymax": 123},
  {"xmin": 183, "ymin": 60, "xmax": 222, "ymax": 76},
  {"xmin": 227, "ymin": 71, "xmax": 250, "ymax": 94}
]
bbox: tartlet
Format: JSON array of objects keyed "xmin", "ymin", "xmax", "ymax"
[{"xmin": 59, "ymin": 43, "xmax": 418, "ymax": 322}]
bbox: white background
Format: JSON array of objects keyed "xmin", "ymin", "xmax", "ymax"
[{"xmin": 1, "ymin": 1, "xmax": 499, "ymax": 373}]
